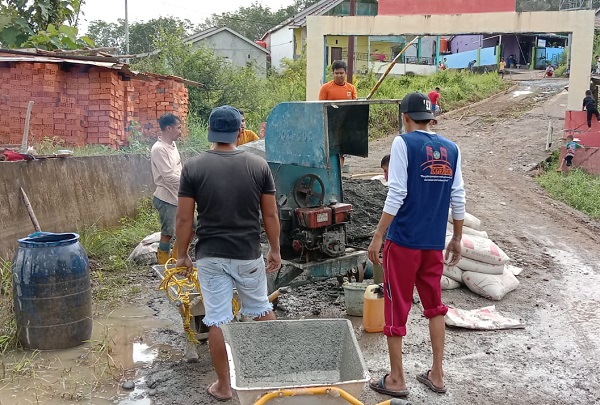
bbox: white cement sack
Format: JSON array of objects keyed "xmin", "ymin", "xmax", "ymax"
[
  {"xmin": 443, "ymin": 264, "xmax": 464, "ymax": 283},
  {"xmin": 448, "ymin": 211, "xmax": 482, "ymax": 231},
  {"xmin": 457, "ymin": 257, "xmax": 505, "ymax": 275},
  {"xmin": 456, "ymin": 234, "xmax": 510, "ymax": 265},
  {"xmin": 447, "ymin": 223, "xmax": 489, "ymax": 239},
  {"xmin": 441, "ymin": 275, "xmax": 461, "ymax": 290},
  {"xmin": 506, "ymin": 264, "xmax": 524, "ymax": 276},
  {"xmin": 462, "ymin": 268, "xmax": 520, "ymax": 301},
  {"xmin": 127, "ymin": 232, "xmax": 161, "ymax": 265}
]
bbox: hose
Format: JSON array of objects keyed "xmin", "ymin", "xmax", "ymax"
[{"xmin": 158, "ymin": 258, "xmax": 240, "ymax": 343}]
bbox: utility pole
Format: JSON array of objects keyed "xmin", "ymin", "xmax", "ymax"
[
  {"xmin": 347, "ymin": 0, "xmax": 355, "ymax": 84},
  {"xmin": 125, "ymin": 0, "xmax": 130, "ymax": 60}
]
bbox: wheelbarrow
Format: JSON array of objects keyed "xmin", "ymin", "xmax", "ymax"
[{"xmin": 221, "ymin": 319, "xmax": 412, "ymax": 405}]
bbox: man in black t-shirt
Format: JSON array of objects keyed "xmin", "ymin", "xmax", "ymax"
[
  {"xmin": 582, "ymin": 90, "xmax": 600, "ymax": 129},
  {"xmin": 175, "ymin": 105, "xmax": 281, "ymax": 402}
]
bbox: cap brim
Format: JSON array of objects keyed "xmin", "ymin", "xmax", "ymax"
[
  {"xmin": 406, "ymin": 111, "xmax": 435, "ymax": 121},
  {"xmin": 208, "ymin": 130, "xmax": 239, "ymax": 144}
]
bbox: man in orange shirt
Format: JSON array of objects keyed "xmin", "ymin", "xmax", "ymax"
[
  {"xmin": 319, "ymin": 60, "xmax": 357, "ymax": 168},
  {"xmin": 318, "ymin": 60, "xmax": 357, "ymax": 101}
]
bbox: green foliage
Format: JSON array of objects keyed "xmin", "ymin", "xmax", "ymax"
[
  {"xmin": 536, "ymin": 151, "xmax": 600, "ymax": 219},
  {"xmin": 0, "ymin": 0, "xmax": 93, "ymax": 49},
  {"xmin": 355, "ymin": 69, "xmax": 511, "ymax": 139},
  {"xmin": 78, "ymin": 198, "xmax": 159, "ymax": 272},
  {"xmin": 199, "ymin": 0, "xmax": 320, "ymax": 41},
  {"xmin": 86, "ymin": 17, "xmax": 195, "ymax": 55}
]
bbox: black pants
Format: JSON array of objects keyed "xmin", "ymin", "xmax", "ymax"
[{"xmin": 587, "ymin": 108, "xmax": 600, "ymax": 127}]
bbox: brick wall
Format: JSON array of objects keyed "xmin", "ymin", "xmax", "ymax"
[{"xmin": 0, "ymin": 60, "xmax": 189, "ymax": 148}]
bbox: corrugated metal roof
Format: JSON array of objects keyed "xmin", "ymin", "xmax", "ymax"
[
  {"xmin": 185, "ymin": 26, "xmax": 269, "ymax": 53},
  {"xmin": 0, "ymin": 50, "xmax": 204, "ymax": 87},
  {"xmin": 288, "ymin": 0, "xmax": 345, "ymax": 28},
  {"xmin": 262, "ymin": 0, "xmax": 345, "ymax": 38}
]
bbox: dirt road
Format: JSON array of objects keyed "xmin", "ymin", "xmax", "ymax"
[
  {"xmin": 138, "ymin": 77, "xmax": 600, "ymax": 405},
  {"xmin": 3, "ymin": 76, "xmax": 600, "ymax": 405}
]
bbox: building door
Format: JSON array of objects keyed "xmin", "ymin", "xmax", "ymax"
[{"xmin": 331, "ymin": 47, "xmax": 343, "ymax": 63}]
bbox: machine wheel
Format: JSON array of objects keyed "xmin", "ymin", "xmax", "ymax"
[
  {"xmin": 293, "ymin": 174, "xmax": 325, "ymax": 208},
  {"xmin": 347, "ymin": 263, "xmax": 365, "ymax": 283}
]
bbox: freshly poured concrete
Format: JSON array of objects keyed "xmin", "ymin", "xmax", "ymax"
[{"xmin": 222, "ymin": 319, "xmax": 368, "ymax": 388}]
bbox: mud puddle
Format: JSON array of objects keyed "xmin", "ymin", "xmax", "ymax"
[{"xmin": 0, "ymin": 306, "xmax": 181, "ymax": 405}]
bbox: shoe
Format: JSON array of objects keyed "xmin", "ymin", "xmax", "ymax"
[
  {"xmin": 416, "ymin": 370, "xmax": 447, "ymax": 394},
  {"xmin": 157, "ymin": 249, "xmax": 170, "ymax": 265},
  {"xmin": 369, "ymin": 373, "xmax": 409, "ymax": 397}
]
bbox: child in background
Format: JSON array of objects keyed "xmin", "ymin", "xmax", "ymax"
[
  {"xmin": 582, "ymin": 90, "xmax": 600, "ymax": 129},
  {"xmin": 381, "ymin": 154, "xmax": 390, "ymax": 182},
  {"xmin": 557, "ymin": 134, "xmax": 585, "ymax": 174}
]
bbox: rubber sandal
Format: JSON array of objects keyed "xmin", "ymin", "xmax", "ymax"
[
  {"xmin": 416, "ymin": 370, "xmax": 447, "ymax": 394},
  {"xmin": 369, "ymin": 373, "xmax": 409, "ymax": 398}
]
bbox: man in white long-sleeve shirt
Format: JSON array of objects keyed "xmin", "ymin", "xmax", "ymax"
[
  {"xmin": 151, "ymin": 113, "xmax": 182, "ymax": 264},
  {"xmin": 368, "ymin": 92, "xmax": 466, "ymax": 398}
]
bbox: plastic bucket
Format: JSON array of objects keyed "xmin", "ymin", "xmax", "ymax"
[{"xmin": 343, "ymin": 282, "xmax": 369, "ymax": 317}]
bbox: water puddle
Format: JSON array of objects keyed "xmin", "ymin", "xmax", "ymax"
[
  {"xmin": 513, "ymin": 88, "xmax": 533, "ymax": 98},
  {"xmin": 0, "ymin": 305, "xmax": 182, "ymax": 405}
]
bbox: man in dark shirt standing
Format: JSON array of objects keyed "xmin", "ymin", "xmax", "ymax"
[{"xmin": 175, "ymin": 105, "xmax": 281, "ymax": 402}]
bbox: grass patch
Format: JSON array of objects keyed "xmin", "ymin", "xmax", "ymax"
[
  {"xmin": 0, "ymin": 259, "xmax": 17, "ymax": 355},
  {"xmin": 536, "ymin": 151, "xmax": 600, "ymax": 219},
  {"xmin": 355, "ymin": 70, "xmax": 510, "ymax": 139}
]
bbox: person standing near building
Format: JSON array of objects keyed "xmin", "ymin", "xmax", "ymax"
[
  {"xmin": 151, "ymin": 113, "xmax": 182, "ymax": 265},
  {"xmin": 318, "ymin": 60, "xmax": 357, "ymax": 101},
  {"xmin": 428, "ymin": 87, "xmax": 442, "ymax": 116},
  {"xmin": 367, "ymin": 92, "xmax": 465, "ymax": 398},
  {"xmin": 174, "ymin": 105, "xmax": 281, "ymax": 402},
  {"xmin": 498, "ymin": 57, "xmax": 507, "ymax": 79}
]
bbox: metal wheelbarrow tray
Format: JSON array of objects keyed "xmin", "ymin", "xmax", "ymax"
[{"xmin": 222, "ymin": 319, "xmax": 369, "ymax": 405}]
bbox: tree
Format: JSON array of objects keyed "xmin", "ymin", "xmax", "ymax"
[
  {"xmin": 0, "ymin": 0, "xmax": 93, "ymax": 49},
  {"xmin": 198, "ymin": 0, "xmax": 320, "ymax": 41},
  {"xmin": 86, "ymin": 16, "xmax": 195, "ymax": 55}
]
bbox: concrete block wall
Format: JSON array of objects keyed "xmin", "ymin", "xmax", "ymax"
[
  {"xmin": 0, "ymin": 61, "xmax": 189, "ymax": 148},
  {"xmin": 0, "ymin": 155, "xmax": 155, "ymax": 260}
]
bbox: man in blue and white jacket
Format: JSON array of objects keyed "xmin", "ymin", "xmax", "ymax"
[{"xmin": 368, "ymin": 92, "xmax": 466, "ymax": 398}]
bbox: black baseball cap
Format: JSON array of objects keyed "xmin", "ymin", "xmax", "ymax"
[
  {"xmin": 208, "ymin": 105, "xmax": 241, "ymax": 144},
  {"xmin": 400, "ymin": 92, "xmax": 435, "ymax": 121}
]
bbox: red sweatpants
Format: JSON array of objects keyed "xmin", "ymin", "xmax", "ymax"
[{"xmin": 382, "ymin": 240, "xmax": 448, "ymax": 337}]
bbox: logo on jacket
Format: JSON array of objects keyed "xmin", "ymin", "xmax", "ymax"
[{"xmin": 421, "ymin": 145, "xmax": 453, "ymax": 177}]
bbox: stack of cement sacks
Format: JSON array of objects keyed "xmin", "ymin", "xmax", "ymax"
[{"xmin": 441, "ymin": 212, "xmax": 522, "ymax": 301}]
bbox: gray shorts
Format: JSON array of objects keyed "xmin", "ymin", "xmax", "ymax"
[
  {"xmin": 152, "ymin": 196, "xmax": 176, "ymax": 237},
  {"xmin": 196, "ymin": 256, "xmax": 272, "ymax": 327}
]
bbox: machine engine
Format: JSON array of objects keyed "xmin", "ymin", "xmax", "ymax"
[{"xmin": 281, "ymin": 174, "xmax": 353, "ymax": 260}]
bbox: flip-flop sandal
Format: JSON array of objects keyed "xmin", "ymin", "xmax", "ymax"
[
  {"xmin": 416, "ymin": 370, "xmax": 447, "ymax": 394},
  {"xmin": 369, "ymin": 373, "xmax": 409, "ymax": 398},
  {"xmin": 206, "ymin": 382, "xmax": 232, "ymax": 402}
]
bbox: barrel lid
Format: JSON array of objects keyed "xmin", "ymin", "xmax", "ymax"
[{"xmin": 18, "ymin": 232, "xmax": 80, "ymax": 247}]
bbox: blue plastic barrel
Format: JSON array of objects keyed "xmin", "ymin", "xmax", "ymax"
[{"xmin": 12, "ymin": 232, "xmax": 92, "ymax": 350}]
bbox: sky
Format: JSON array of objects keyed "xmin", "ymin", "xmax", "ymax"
[{"xmin": 78, "ymin": 0, "xmax": 296, "ymax": 33}]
